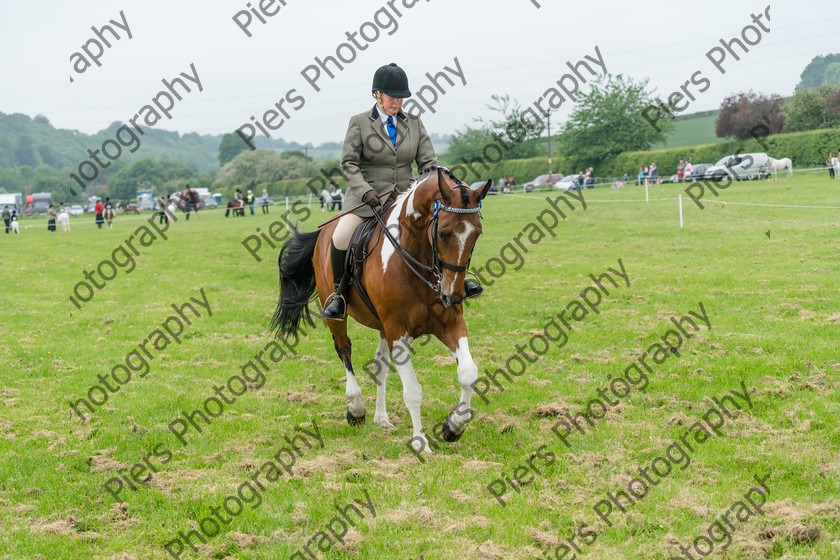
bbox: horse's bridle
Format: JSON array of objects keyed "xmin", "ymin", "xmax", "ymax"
[{"xmin": 371, "ymin": 186, "xmax": 482, "ymax": 296}]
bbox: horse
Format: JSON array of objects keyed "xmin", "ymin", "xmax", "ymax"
[
  {"xmin": 767, "ymin": 156, "xmax": 792, "ymax": 180},
  {"xmin": 123, "ymin": 203, "xmax": 139, "ymax": 214},
  {"xmin": 104, "ymin": 207, "xmax": 115, "ymax": 229},
  {"xmin": 832, "ymin": 157, "xmax": 840, "ymax": 179},
  {"xmin": 225, "ymin": 199, "xmax": 245, "ymax": 217},
  {"xmin": 271, "ymin": 167, "xmax": 492, "ymax": 455},
  {"xmin": 57, "ymin": 211, "xmax": 70, "ymax": 232}
]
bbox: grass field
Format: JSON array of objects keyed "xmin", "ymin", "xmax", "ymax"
[
  {"xmin": 652, "ymin": 115, "xmax": 725, "ymax": 150},
  {"xmin": 1, "ymin": 173, "xmax": 839, "ymax": 560}
]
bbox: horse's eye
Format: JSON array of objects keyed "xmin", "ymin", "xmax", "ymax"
[{"xmin": 438, "ymin": 231, "xmax": 449, "ymax": 240}]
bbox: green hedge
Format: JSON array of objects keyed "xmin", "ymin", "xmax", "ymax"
[
  {"xmin": 219, "ymin": 128, "xmax": 840, "ymax": 200},
  {"xmin": 602, "ymin": 128, "xmax": 840, "ymax": 177}
]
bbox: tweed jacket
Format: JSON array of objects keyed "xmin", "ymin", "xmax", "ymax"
[{"xmin": 340, "ymin": 105, "xmax": 437, "ymax": 217}]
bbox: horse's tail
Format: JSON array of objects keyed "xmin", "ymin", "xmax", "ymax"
[
  {"xmin": 270, "ymin": 228, "xmax": 321, "ymax": 338},
  {"xmin": 786, "ymin": 159, "xmax": 793, "ymax": 179}
]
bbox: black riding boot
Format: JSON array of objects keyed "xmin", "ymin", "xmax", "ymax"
[
  {"xmin": 464, "ymin": 279, "xmax": 484, "ymax": 299},
  {"xmin": 323, "ymin": 241, "xmax": 348, "ymax": 320}
]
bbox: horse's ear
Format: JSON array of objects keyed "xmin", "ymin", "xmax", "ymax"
[
  {"xmin": 475, "ymin": 179, "xmax": 493, "ymax": 202},
  {"xmin": 437, "ymin": 168, "xmax": 452, "ymax": 203}
]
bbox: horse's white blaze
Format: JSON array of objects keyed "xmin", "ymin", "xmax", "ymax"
[
  {"xmin": 443, "ymin": 222, "xmax": 475, "ymax": 295},
  {"xmin": 345, "ymin": 366, "xmax": 364, "ymax": 418}
]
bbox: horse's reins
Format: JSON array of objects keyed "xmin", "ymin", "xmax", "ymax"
[{"xmin": 370, "ymin": 185, "xmax": 482, "ymax": 296}]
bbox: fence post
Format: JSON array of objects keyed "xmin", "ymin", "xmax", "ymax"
[
  {"xmin": 678, "ymin": 194, "xmax": 684, "ymax": 229},
  {"xmin": 645, "ymin": 179, "xmax": 649, "ymax": 203}
]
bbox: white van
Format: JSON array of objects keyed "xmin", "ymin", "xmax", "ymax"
[{"xmin": 706, "ymin": 153, "xmax": 769, "ymax": 181}]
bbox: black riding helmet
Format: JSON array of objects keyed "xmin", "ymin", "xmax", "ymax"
[{"xmin": 372, "ymin": 63, "xmax": 411, "ymax": 98}]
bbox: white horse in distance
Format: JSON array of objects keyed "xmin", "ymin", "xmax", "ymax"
[
  {"xmin": 832, "ymin": 157, "xmax": 840, "ymax": 179},
  {"xmin": 57, "ymin": 211, "xmax": 70, "ymax": 231},
  {"xmin": 767, "ymin": 156, "xmax": 792, "ymax": 180}
]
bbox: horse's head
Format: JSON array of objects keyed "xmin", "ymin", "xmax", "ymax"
[{"xmin": 405, "ymin": 167, "xmax": 492, "ymax": 307}]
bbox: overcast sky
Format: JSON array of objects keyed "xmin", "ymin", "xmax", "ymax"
[{"xmin": 1, "ymin": 0, "xmax": 836, "ymax": 146}]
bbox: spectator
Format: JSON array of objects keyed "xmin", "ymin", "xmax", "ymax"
[
  {"xmin": 47, "ymin": 204, "xmax": 57, "ymax": 232},
  {"xmin": 677, "ymin": 160, "xmax": 684, "ymax": 183},
  {"xmin": 2, "ymin": 205, "xmax": 9, "ymax": 234},
  {"xmin": 623, "ymin": 172, "xmax": 628, "ymax": 183},
  {"xmin": 94, "ymin": 199, "xmax": 104, "ymax": 229},
  {"xmin": 158, "ymin": 196, "xmax": 169, "ymax": 224},
  {"xmin": 261, "ymin": 188, "xmax": 269, "ymax": 214},
  {"xmin": 650, "ymin": 163, "xmax": 658, "ymax": 184},
  {"xmin": 330, "ymin": 181, "xmax": 343, "ymax": 211},
  {"xmin": 637, "ymin": 167, "xmax": 644, "ymax": 186},
  {"xmin": 611, "ymin": 178, "xmax": 624, "ymax": 188},
  {"xmin": 246, "ymin": 189, "xmax": 255, "ymax": 215},
  {"xmin": 827, "ymin": 153, "xmax": 835, "ymax": 179}
]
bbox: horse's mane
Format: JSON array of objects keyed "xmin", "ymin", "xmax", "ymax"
[{"xmin": 415, "ymin": 165, "xmax": 470, "ymax": 206}]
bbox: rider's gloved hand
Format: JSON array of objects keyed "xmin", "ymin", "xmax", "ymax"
[{"xmin": 362, "ymin": 190, "xmax": 381, "ymax": 209}]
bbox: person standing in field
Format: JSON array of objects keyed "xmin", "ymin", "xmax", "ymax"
[
  {"xmin": 47, "ymin": 204, "xmax": 57, "ymax": 232},
  {"xmin": 827, "ymin": 153, "xmax": 835, "ymax": 179},
  {"xmin": 261, "ymin": 188, "xmax": 269, "ymax": 214},
  {"xmin": 2, "ymin": 206, "xmax": 9, "ymax": 234},
  {"xmin": 94, "ymin": 200, "xmax": 104, "ymax": 229},
  {"xmin": 246, "ymin": 190, "xmax": 255, "ymax": 215}
]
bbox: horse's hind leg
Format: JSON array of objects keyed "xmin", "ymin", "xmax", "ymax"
[
  {"xmin": 329, "ymin": 322, "xmax": 365, "ymax": 425},
  {"xmin": 372, "ymin": 333, "xmax": 394, "ymax": 429}
]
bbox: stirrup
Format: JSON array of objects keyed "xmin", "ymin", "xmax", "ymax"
[{"xmin": 323, "ymin": 292, "xmax": 347, "ymax": 320}]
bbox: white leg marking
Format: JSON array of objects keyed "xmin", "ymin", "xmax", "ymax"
[
  {"xmin": 373, "ymin": 335, "xmax": 393, "ymax": 428},
  {"xmin": 392, "ymin": 335, "xmax": 430, "ymax": 452},
  {"xmin": 345, "ymin": 366, "xmax": 365, "ymax": 418},
  {"xmin": 448, "ymin": 336, "xmax": 477, "ymax": 435}
]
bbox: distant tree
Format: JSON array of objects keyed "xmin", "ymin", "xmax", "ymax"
[
  {"xmin": 14, "ymin": 134, "xmax": 39, "ymax": 167},
  {"xmin": 715, "ymin": 91, "xmax": 784, "ymax": 140},
  {"xmin": 443, "ymin": 126, "xmax": 496, "ymax": 164},
  {"xmin": 826, "ymin": 89, "xmax": 840, "ymax": 125},
  {"xmin": 477, "ymin": 94, "xmax": 544, "ymax": 159},
  {"xmin": 36, "ymin": 144, "xmax": 61, "ymax": 168},
  {"xmin": 560, "ymin": 74, "xmax": 671, "ymax": 168},
  {"xmin": 796, "ymin": 54, "xmax": 840, "ymax": 90},
  {"xmin": 824, "ymin": 63, "xmax": 840, "ymax": 87},
  {"xmin": 218, "ymin": 132, "xmax": 249, "ymax": 166},
  {"xmin": 109, "ymin": 159, "xmax": 166, "ymax": 200},
  {"xmin": 214, "ymin": 150, "xmax": 309, "ymax": 187},
  {"xmin": 782, "ymin": 84, "xmax": 839, "ymax": 132}
]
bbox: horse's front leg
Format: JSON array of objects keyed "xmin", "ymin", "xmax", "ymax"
[
  {"xmin": 440, "ymin": 323, "xmax": 477, "ymax": 442},
  {"xmin": 372, "ymin": 333, "xmax": 394, "ymax": 429},
  {"xmin": 389, "ymin": 334, "xmax": 430, "ymax": 453}
]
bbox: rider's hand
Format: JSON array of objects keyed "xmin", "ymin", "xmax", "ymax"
[{"xmin": 362, "ymin": 190, "xmax": 381, "ymax": 209}]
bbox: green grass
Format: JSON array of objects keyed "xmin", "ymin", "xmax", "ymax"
[
  {"xmin": 1, "ymin": 173, "xmax": 839, "ymax": 559},
  {"xmin": 653, "ymin": 114, "xmax": 726, "ymax": 150}
]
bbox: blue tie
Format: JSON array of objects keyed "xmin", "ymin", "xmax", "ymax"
[{"xmin": 386, "ymin": 116, "xmax": 397, "ymax": 146}]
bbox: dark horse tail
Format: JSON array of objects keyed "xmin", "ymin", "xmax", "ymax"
[{"xmin": 270, "ymin": 228, "xmax": 321, "ymax": 338}]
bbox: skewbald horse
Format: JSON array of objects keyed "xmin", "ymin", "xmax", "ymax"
[{"xmin": 272, "ymin": 167, "xmax": 492, "ymax": 454}]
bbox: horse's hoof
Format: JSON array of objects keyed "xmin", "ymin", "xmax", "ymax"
[
  {"xmin": 346, "ymin": 408, "xmax": 365, "ymax": 426},
  {"xmin": 441, "ymin": 420, "xmax": 463, "ymax": 442}
]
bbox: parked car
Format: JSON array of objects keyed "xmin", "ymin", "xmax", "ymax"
[
  {"xmin": 469, "ymin": 180, "xmax": 498, "ymax": 195},
  {"xmin": 67, "ymin": 205, "xmax": 84, "ymax": 216},
  {"xmin": 524, "ymin": 173, "xmax": 564, "ymax": 191},
  {"xmin": 555, "ymin": 175, "xmax": 581, "ymax": 191},
  {"xmin": 706, "ymin": 153, "xmax": 769, "ymax": 181},
  {"xmin": 689, "ymin": 163, "xmax": 714, "ymax": 181}
]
